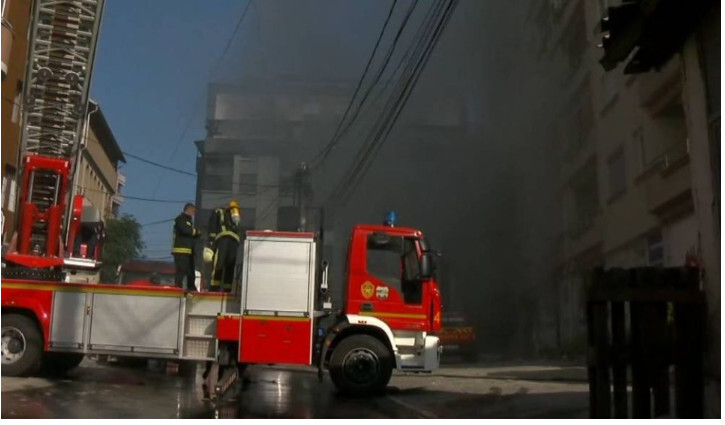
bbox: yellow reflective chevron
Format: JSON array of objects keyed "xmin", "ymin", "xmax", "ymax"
[{"xmin": 215, "ymin": 230, "xmax": 239, "ymax": 242}]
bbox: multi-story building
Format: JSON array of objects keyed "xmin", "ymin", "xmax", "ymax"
[
  {"xmin": 195, "ymin": 78, "xmax": 353, "ymax": 235},
  {"xmin": 74, "ymin": 100, "xmax": 126, "ymax": 219},
  {"xmin": 1, "ymin": 0, "xmax": 31, "ymax": 241},
  {"xmin": 530, "ymin": 0, "xmax": 719, "ymax": 415}
]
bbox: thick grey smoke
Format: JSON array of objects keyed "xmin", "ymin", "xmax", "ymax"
[{"xmin": 215, "ymin": 0, "xmax": 563, "ymax": 358}]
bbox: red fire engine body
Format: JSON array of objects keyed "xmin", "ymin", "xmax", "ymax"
[{"xmin": 3, "ymin": 227, "xmax": 442, "ymax": 395}]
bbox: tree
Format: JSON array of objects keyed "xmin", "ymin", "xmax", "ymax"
[{"xmin": 100, "ymin": 214, "xmax": 144, "ymax": 282}]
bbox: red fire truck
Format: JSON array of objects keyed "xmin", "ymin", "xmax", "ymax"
[
  {"xmin": 3, "ymin": 227, "xmax": 442, "ymax": 395},
  {"xmin": 0, "ymin": 0, "xmax": 443, "ymax": 397}
]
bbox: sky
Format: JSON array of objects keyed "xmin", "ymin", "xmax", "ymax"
[{"xmin": 90, "ymin": 0, "xmax": 389, "ymax": 258}]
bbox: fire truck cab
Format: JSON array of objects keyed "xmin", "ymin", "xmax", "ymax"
[{"xmin": 2, "ymin": 225, "xmax": 441, "ymax": 396}]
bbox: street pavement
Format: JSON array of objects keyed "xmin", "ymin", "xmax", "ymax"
[{"xmin": 1, "ymin": 358, "xmax": 589, "ymax": 418}]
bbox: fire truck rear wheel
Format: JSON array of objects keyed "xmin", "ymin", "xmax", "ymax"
[
  {"xmin": 329, "ymin": 334, "xmax": 393, "ymax": 396},
  {"xmin": 1, "ymin": 314, "xmax": 43, "ymax": 377}
]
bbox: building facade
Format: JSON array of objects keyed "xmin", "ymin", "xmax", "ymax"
[
  {"xmin": 74, "ymin": 101, "xmax": 126, "ymax": 219},
  {"xmin": 529, "ymin": 0, "xmax": 719, "ymax": 415},
  {"xmin": 1, "ymin": 0, "xmax": 31, "ymax": 241},
  {"xmin": 195, "ymin": 79, "xmax": 353, "ymax": 236}
]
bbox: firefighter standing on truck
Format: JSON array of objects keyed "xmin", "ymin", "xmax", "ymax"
[
  {"xmin": 172, "ymin": 203, "xmax": 200, "ymax": 290},
  {"xmin": 205, "ymin": 200, "xmax": 241, "ymax": 292}
]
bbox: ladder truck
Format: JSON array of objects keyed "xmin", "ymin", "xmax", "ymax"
[
  {"xmin": 1, "ymin": 0, "xmax": 443, "ymax": 397},
  {"xmin": 3, "ymin": 0, "xmax": 105, "ymax": 281}
]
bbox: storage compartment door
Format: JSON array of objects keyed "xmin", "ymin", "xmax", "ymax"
[
  {"xmin": 89, "ymin": 294, "xmax": 182, "ymax": 354},
  {"xmin": 239, "ymin": 316, "xmax": 312, "ymax": 365}
]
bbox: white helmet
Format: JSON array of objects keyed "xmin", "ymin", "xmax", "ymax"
[{"xmin": 203, "ymin": 247, "xmax": 214, "ymax": 263}]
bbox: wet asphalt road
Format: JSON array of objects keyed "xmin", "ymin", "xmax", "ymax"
[{"xmin": 1, "ymin": 359, "xmax": 422, "ymax": 419}]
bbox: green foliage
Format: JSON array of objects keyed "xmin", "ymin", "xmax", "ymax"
[{"xmin": 100, "ymin": 214, "xmax": 144, "ymax": 282}]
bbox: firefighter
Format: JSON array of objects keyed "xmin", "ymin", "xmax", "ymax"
[
  {"xmin": 206, "ymin": 200, "xmax": 241, "ymax": 292},
  {"xmin": 172, "ymin": 203, "xmax": 200, "ymax": 290}
]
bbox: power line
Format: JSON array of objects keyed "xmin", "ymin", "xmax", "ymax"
[
  {"xmin": 152, "ymin": 0, "xmax": 255, "ymax": 196},
  {"xmin": 141, "ymin": 218, "xmax": 173, "ymax": 227},
  {"xmin": 168, "ymin": 0, "xmax": 254, "ymax": 160},
  {"xmin": 307, "ymin": 0, "xmax": 400, "ymax": 169},
  {"xmin": 310, "ymin": 0, "xmax": 420, "ymax": 170},
  {"xmin": 328, "ymin": 0, "xmax": 459, "ymax": 205},
  {"xmin": 340, "ymin": 0, "xmax": 456, "ymax": 203},
  {"xmin": 123, "ymin": 151, "xmax": 196, "ymax": 176},
  {"xmin": 327, "ymin": 0, "xmax": 445, "ymax": 203},
  {"xmin": 76, "ymin": 185, "xmax": 190, "ymax": 204}
]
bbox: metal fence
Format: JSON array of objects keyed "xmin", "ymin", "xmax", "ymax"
[{"xmin": 586, "ymin": 266, "xmax": 706, "ymax": 418}]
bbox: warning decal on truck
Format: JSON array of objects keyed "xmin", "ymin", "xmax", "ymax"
[{"xmin": 376, "ymin": 286, "xmax": 389, "ymax": 300}]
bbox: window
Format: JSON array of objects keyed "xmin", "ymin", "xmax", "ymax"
[
  {"xmin": 607, "ymin": 148, "xmax": 626, "ymax": 200},
  {"xmin": 236, "ymin": 172, "xmax": 257, "ymax": 193},
  {"xmin": 241, "ymin": 208, "xmax": 256, "ymax": 229},
  {"xmin": 366, "ymin": 234, "xmax": 422, "ymax": 305},
  {"xmin": 202, "ymin": 156, "xmax": 234, "ymax": 192},
  {"xmin": 647, "ymin": 232, "xmax": 664, "ymax": 266}
]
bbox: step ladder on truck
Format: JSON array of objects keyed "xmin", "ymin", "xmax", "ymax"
[{"xmin": 3, "ymin": 224, "xmax": 443, "ymax": 396}]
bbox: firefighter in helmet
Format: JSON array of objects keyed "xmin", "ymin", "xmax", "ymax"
[
  {"xmin": 172, "ymin": 203, "xmax": 200, "ymax": 290},
  {"xmin": 205, "ymin": 200, "xmax": 242, "ymax": 292}
]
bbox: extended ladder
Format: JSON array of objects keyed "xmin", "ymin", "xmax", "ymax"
[{"xmin": 9, "ymin": 0, "xmax": 104, "ymax": 265}]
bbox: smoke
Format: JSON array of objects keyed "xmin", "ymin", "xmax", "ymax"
[{"xmin": 214, "ymin": 0, "xmax": 563, "ymax": 358}]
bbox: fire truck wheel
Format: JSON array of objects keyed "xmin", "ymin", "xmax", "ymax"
[
  {"xmin": 1, "ymin": 314, "xmax": 43, "ymax": 377},
  {"xmin": 329, "ymin": 334, "xmax": 393, "ymax": 396},
  {"xmin": 41, "ymin": 352, "xmax": 85, "ymax": 376}
]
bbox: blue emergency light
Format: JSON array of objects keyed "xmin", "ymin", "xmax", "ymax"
[{"xmin": 384, "ymin": 210, "xmax": 398, "ymax": 227}]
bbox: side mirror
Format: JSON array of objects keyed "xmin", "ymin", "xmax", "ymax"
[{"xmin": 420, "ymin": 253, "xmax": 434, "ymax": 280}]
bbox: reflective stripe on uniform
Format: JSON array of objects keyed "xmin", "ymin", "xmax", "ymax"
[
  {"xmin": 172, "ymin": 247, "xmax": 192, "ymax": 254},
  {"xmin": 219, "ymin": 209, "xmax": 227, "ymax": 233},
  {"xmin": 215, "ymin": 230, "xmax": 239, "ymax": 242},
  {"xmin": 210, "ymin": 279, "xmax": 232, "ymax": 289}
]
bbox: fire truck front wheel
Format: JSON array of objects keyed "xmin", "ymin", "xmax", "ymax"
[
  {"xmin": 1, "ymin": 314, "xmax": 43, "ymax": 377},
  {"xmin": 329, "ymin": 334, "xmax": 393, "ymax": 396}
]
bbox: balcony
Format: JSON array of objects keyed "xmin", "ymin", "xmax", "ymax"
[{"xmin": 640, "ymin": 140, "xmax": 692, "ymax": 217}]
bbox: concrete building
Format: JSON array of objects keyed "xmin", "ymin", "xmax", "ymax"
[
  {"xmin": 529, "ymin": 0, "xmax": 719, "ymax": 416},
  {"xmin": 1, "ymin": 0, "xmax": 31, "ymax": 241},
  {"xmin": 195, "ymin": 78, "xmax": 353, "ymax": 236},
  {"xmin": 74, "ymin": 100, "xmax": 126, "ymax": 219}
]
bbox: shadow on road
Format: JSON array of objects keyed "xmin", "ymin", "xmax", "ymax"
[{"xmin": 386, "ymin": 385, "xmax": 589, "ymax": 418}]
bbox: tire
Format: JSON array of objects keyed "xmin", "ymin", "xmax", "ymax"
[
  {"xmin": 41, "ymin": 352, "xmax": 85, "ymax": 376},
  {"xmin": 1, "ymin": 314, "xmax": 43, "ymax": 377},
  {"xmin": 329, "ymin": 334, "xmax": 393, "ymax": 396}
]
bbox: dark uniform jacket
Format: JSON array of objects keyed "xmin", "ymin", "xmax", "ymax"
[
  {"xmin": 207, "ymin": 208, "xmax": 240, "ymax": 247},
  {"xmin": 172, "ymin": 212, "xmax": 200, "ymax": 255}
]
